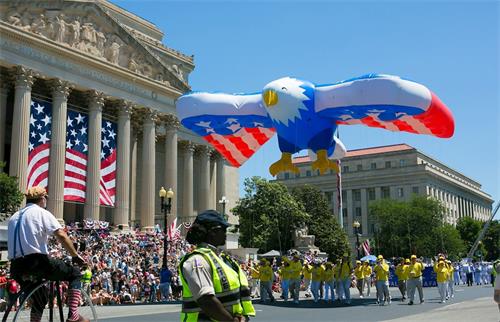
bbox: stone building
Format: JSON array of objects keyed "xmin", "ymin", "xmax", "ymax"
[
  {"xmin": 0, "ymin": 0, "xmax": 239, "ymax": 231},
  {"xmin": 276, "ymin": 143, "xmax": 493, "ymax": 242}
]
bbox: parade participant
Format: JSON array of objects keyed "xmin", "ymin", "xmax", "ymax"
[
  {"xmin": 249, "ymin": 262, "xmax": 260, "ymax": 299},
  {"xmin": 278, "ymin": 258, "xmax": 291, "ymax": 301},
  {"xmin": 354, "ymin": 260, "xmax": 364, "ymax": 298},
  {"xmin": 362, "ymin": 260, "xmax": 372, "ymax": 297},
  {"xmin": 322, "ymin": 262, "xmax": 335, "ymax": 302},
  {"xmin": 453, "ymin": 262, "xmax": 461, "ymax": 286},
  {"xmin": 289, "ymin": 254, "xmax": 303, "ymax": 304},
  {"xmin": 301, "ymin": 260, "xmax": 313, "ymax": 298},
  {"xmin": 474, "ymin": 262, "xmax": 482, "ymax": 285},
  {"xmin": 434, "ymin": 260, "xmax": 449, "ymax": 303},
  {"xmin": 311, "ymin": 260, "xmax": 324, "ymax": 303},
  {"xmin": 407, "ymin": 255, "xmax": 425, "ymax": 305},
  {"xmin": 179, "ymin": 210, "xmax": 255, "ymax": 322},
  {"xmin": 464, "ymin": 261, "xmax": 474, "ymax": 286},
  {"xmin": 493, "ymin": 260, "xmax": 500, "ymax": 311},
  {"xmin": 8, "ymin": 186, "xmax": 88, "ymax": 322},
  {"xmin": 333, "ymin": 259, "xmax": 342, "ymax": 301},
  {"xmin": 338, "ymin": 253, "xmax": 353, "ymax": 305},
  {"xmin": 445, "ymin": 260, "xmax": 454, "ymax": 300},
  {"xmin": 395, "ymin": 258, "xmax": 409, "ymax": 302},
  {"xmin": 374, "ymin": 255, "xmax": 391, "ymax": 306},
  {"xmin": 258, "ymin": 259, "xmax": 275, "ymax": 303},
  {"xmin": 81, "ymin": 264, "xmax": 92, "ymax": 298}
]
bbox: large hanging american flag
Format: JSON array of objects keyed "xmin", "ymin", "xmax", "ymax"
[
  {"xmin": 27, "ymin": 98, "xmax": 52, "ymax": 190},
  {"xmin": 99, "ymin": 119, "xmax": 117, "ymax": 206}
]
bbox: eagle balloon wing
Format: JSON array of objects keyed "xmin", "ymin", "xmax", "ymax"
[
  {"xmin": 176, "ymin": 92, "xmax": 275, "ymax": 167},
  {"xmin": 315, "ymin": 74, "xmax": 454, "ymax": 138}
]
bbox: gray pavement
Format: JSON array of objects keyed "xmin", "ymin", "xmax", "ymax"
[{"xmin": 95, "ymin": 284, "xmax": 498, "ymax": 322}]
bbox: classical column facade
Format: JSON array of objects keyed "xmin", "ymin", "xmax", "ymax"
[
  {"xmin": 360, "ymin": 188, "xmax": 368, "ymax": 236},
  {"xmin": 84, "ymin": 90, "xmax": 105, "ymax": 220},
  {"xmin": 0, "ymin": 79, "xmax": 9, "ymax": 166},
  {"xmin": 9, "ymin": 66, "xmax": 35, "ymax": 197},
  {"xmin": 114, "ymin": 101, "xmax": 133, "ymax": 230},
  {"xmin": 215, "ymin": 154, "xmax": 226, "ymax": 214},
  {"xmin": 163, "ymin": 114, "xmax": 179, "ymax": 226},
  {"xmin": 129, "ymin": 129, "xmax": 139, "ymax": 228},
  {"xmin": 46, "ymin": 79, "xmax": 72, "ymax": 222},
  {"xmin": 197, "ymin": 145, "xmax": 211, "ymax": 212},
  {"xmin": 180, "ymin": 141, "xmax": 195, "ymax": 223},
  {"xmin": 140, "ymin": 109, "xmax": 157, "ymax": 231}
]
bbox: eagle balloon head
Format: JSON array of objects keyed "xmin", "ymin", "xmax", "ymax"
[{"xmin": 262, "ymin": 77, "xmax": 313, "ymax": 126}]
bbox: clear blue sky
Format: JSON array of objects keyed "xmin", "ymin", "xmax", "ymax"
[{"xmin": 113, "ymin": 0, "xmax": 499, "ymax": 216}]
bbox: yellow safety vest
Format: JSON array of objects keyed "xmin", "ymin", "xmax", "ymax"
[
  {"xmin": 179, "ymin": 248, "xmax": 255, "ymax": 322},
  {"xmin": 81, "ymin": 269, "xmax": 92, "ymax": 284}
]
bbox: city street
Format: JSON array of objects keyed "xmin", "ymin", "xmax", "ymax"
[{"xmin": 96, "ymin": 284, "xmax": 498, "ymax": 322}]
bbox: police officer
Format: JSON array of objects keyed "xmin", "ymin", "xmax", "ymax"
[{"xmin": 179, "ymin": 210, "xmax": 255, "ymax": 321}]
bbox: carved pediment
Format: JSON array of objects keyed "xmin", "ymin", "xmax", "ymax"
[{"xmin": 1, "ymin": 0, "xmax": 190, "ymax": 92}]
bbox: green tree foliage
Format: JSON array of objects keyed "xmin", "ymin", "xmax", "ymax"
[
  {"xmin": 291, "ymin": 185, "xmax": 349, "ymax": 260},
  {"xmin": 483, "ymin": 220, "xmax": 500, "ymax": 261},
  {"xmin": 456, "ymin": 216, "xmax": 483, "ymax": 251},
  {"xmin": 232, "ymin": 177, "xmax": 309, "ymax": 253},
  {"xmin": 370, "ymin": 196, "xmax": 463, "ymax": 258},
  {"xmin": 0, "ymin": 163, "xmax": 24, "ymax": 219}
]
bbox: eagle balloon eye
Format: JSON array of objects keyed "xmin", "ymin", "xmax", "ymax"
[{"xmin": 281, "ymin": 87, "xmax": 287, "ymax": 91}]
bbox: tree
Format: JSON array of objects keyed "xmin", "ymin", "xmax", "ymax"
[
  {"xmin": 0, "ymin": 162, "xmax": 24, "ymax": 220},
  {"xmin": 291, "ymin": 185, "xmax": 349, "ymax": 260},
  {"xmin": 483, "ymin": 220, "xmax": 500, "ymax": 261},
  {"xmin": 456, "ymin": 216, "xmax": 486, "ymax": 258},
  {"xmin": 433, "ymin": 224, "xmax": 466, "ymax": 261},
  {"xmin": 232, "ymin": 177, "xmax": 309, "ymax": 253}
]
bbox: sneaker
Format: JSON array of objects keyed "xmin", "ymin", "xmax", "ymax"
[
  {"xmin": 420, "ymin": 299, "xmax": 424, "ymax": 304},
  {"xmin": 66, "ymin": 315, "xmax": 90, "ymax": 322},
  {"xmin": 388, "ymin": 300, "xmax": 391, "ymax": 305},
  {"xmin": 408, "ymin": 301, "xmax": 413, "ymax": 305},
  {"xmin": 360, "ymin": 295, "xmax": 364, "ymax": 298},
  {"xmin": 440, "ymin": 300, "xmax": 445, "ymax": 304},
  {"xmin": 379, "ymin": 302, "xmax": 384, "ymax": 306}
]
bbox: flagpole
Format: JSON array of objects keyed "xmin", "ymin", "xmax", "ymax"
[{"xmin": 336, "ymin": 128, "xmax": 343, "ymax": 230}]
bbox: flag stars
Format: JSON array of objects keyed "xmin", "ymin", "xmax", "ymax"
[
  {"xmin": 100, "ymin": 151, "xmax": 105, "ymax": 159},
  {"xmin": 38, "ymin": 133, "xmax": 50, "ymax": 144},
  {"xmin": 74, "ymin": 138, "xmax": 81, "ymax": 146},
  {"xmin": 31, "ymin": 131, "xmax": 36, "ymax": 138},
  {"xmin": 79, "ymin": 126, "xmax": 87, "ymax": 135},
  {"xmin": 106, "ymin": 121, "xmax": 112, "ymax": 128},
  {"xmin": 75, "ymin": 113, "xmax": 85, "ymax": 124},
  {"xmin": 70, "ymin": 129, "xmax": 77, "ymax": 137},
  {"xmin": 34, "ymin": 103, "xmax": 44, "ymax": 115},
  {"xmin": 36, "ymin": 124, "xmax": 42, "ymax": 130},
  {"xmin": 83, "ymin": 143, "xmax": 88, "ymax": 152},
  {"xmin": 102, "ymin": 137, "xmax": 110, "ymax": 148},
  {"xmin": 41, "ymin": 115, "xmax": 51, "ymax": 126},
  {"xmin": 108, "ymin": 129, "xmax": 116, "ymax": 140},
  {"xmin": 28, "ymin": 142, "xmax": 34, "ymax": 151},
  {"xmin": 30, "ymin": 115, "xmax": 36, "ymax": 126},
  {"xmin": 66, "ymin": 140, "xmax": 73, "ymax": 149},
  {"xmin": 67, "ymin": 116, "xmax": 74, "ymax": 127}
]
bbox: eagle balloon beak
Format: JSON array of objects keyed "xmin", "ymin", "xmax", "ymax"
[{"xmin": 263, "ymin": 89, "xmax": 278, "ymax": 107}]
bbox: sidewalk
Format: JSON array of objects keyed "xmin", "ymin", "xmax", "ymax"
[{"xmin": 383, "ymin": 296, "xmax": 499, "ymax": 322}]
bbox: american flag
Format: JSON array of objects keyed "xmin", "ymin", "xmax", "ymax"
[
  {"xmin": 99, "ymin": 119, "xmax": 117, "ymax": 206},
  {"xmin": 360, "ymin": 239, "xmax": 371, "ymax": 256},
  {"xmin": 167, "ymin": 218, "xmax": 181, "ymax": 241},
  {"xmin": 27, "ymin": 98, "xmax": 52, "ymax": 190}
]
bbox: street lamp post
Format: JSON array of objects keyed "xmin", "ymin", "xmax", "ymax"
[
  {"xmin": 353, "ymin": 220, "xmax": 361, "ymax": 260},
  {"xmin": 159, "ymin": 187, "xmax": 174, "ymax": 268},
  {"xmin": 219, "ymin": 196, "xmax": 228, "ymax": 220}
]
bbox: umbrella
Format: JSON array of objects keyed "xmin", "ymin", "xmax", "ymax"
[{"xmin": 360, "ymin": 255, "xmax": 377, "ymax": 262}]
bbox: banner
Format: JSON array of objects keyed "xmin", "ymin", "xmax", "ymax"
[{"xmin": 99, "ymin": 119, "xmax": 117, "ymax": 206}]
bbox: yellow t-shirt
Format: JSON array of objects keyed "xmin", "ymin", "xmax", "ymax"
[
  {"xmin": 251, "ymin": 267, "xmax": 260, "ymax": 279},
  {"xmin": 447, "ymin": 264, "xmax": 454, "ymax": 280},
  {"xmin": 374, "ymin": 262, "xmax": 390, "ymax": 281},
  {"xmin": 302, "ymin": 264, "xmax": 312, "ymax": 280},
  {"xmin": 280, "ymin": 266, "xmax": 292, "ymax": 280},
  {"xmin": 408, "ymin": 262, "xmax": 424, "ymax": 278},
  {"xmin": 434, "ymin": 264, "xmax": 449, "ymax": 283},
  {"xmin": 354, "ymin": 266, "xmax": 364, "ymax": 279},
  {"xmin": 339, "ymin": 262, "xmax": 352, "ymax": 279},
  {"xmin": 312, "ymin": 266, "xmax": 324, "ymax": 282},
  {"xmin": 288, "ymin": 261, "xmax": 303, "ymax": 280},
  {"xmin": 363, "ymin": 265, "xmax": 372, "ymax": 278},
  {"xmin": 259, "ymin": 265, "xmax": 273, "ymax": 282},
  {"xmin": 395, "ymin": 264, "xmax": 409, "ymax": 281},
  {"xmin": 322, "ymin": 268, "xmax": 334, "ymax": 282}
]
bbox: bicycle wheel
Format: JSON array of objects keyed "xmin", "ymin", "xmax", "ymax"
[{"xmin": 8, "ymin": 282, "xmax": 97, "ymax": 322}]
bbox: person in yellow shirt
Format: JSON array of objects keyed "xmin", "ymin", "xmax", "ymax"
[
  {"xmin": 333, "ymin": 259, "xmax": 342, "ymax": 301},
  {"xmin": 338, "ymin": 253, "xmax": 353, "ymax": 305},
  {"xmin": 395, "ymin": 258, "xmax": 409, "ymax": 302},
  {"xmin": 258, "ymin": 259, "xmax": 275, "ymax": 303},
  {"xmin": 445, "ymin": 259, "xmax": 454, "ymax": 300},
  {"xmin": 288, "ymin": 254, "xmax": 303, "ymax": 304},
  {"xmin": 302, "ymin": 260, "xmax": 313, "ymax": 298},
  {"xmin": 354, "ymin": 260, "xmax": 365, "ymax": 298},
  {"xmin": 374, "ymin": 255, "xmax": 391, "ymax": 306},
  {"xmin": 311, "ymin": 260, "xmax": 324, "ymax": 303},
  {"xmin": 407, "ymin": 254, "xmax": 425, "ymax": 305},
  {"xmin": 250, "ymin": 262, "xmax": 261, "ymax": 298},
  {"xmin": 323, "ymin": 262, "xmax": 335, "ymax": 302},
  {"xmin": 362, "ymin": 260, "xmax": 372, "ymax": 297},
  {"xmin": 434, "ymin": 260, "xmax": 449, "ymax": 303},
  {"xmin": 279, "ymin": 258, "xmax": 291, "ymax": 301}
]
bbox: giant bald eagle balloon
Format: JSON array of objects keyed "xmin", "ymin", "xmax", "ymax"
[{"xmin": 177, "ymin": 74, "xmax": 454, "ymax": 176}]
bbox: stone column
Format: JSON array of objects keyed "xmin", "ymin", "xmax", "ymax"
[
  {"xmin": 216, "ymin": 154, "xmax": 226, "ymax": 214},
  {"xmin": 46, "ymin": 79, "xmax": 72, "ymax": 222},
  {"xmin": 209, "ymin": 155, "xmax": 217, "ymax": 209},
  {"xmin": 163, "ymin": 114, "xmax": 179, "ymax": 227},
  {"xmin": 346, "ymin": 189, "xmax": 353, "ymax": 236},
  {"xmin": 84, "ymin": 90, "xmax": 105, "ymax": 220},
  {"xmin": 9, "ymin": 66, "xmax": 35, "ymax": 197},
  {"xmin": 360, "ymin": 188, "xmax": 368, "ymax": 236},
  {"xmin": 196, "ymin": 145, "xmax": 211, "ymax": 212},
  {"xmin": 0, "ymin": 79, "xmax": 9, "ymax": 166},
  {"xmin": 129, "ymin": 129, "xmax": 138, "ymax": 228},
  {"xmin": 180, "ymin": 141, "xmax": 195, "ymax": 223},
  {"xmin": 114, "ymin": 101, "xmax": 133, "ymax": 231},
  {"xmin": 140, "ymin": 109, "xmax": 157, "ymax": 231}
]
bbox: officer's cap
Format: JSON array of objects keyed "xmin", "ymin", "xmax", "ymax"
[{"xmin": 194, "ymin": 210, "xmax": 229, "ymax": 228}]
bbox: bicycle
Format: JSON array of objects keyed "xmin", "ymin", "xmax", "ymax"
[{"xmin": 2, "ymin": 277, "xmax": 97, "ymax": 322}]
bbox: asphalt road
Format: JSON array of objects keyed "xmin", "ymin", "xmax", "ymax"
[{"xmin": 95, "ymin": 284, "xmax": 497, "ymax": 322}]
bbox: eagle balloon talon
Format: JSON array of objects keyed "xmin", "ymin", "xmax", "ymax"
[
  {"xmin": 311, "ymin": 150, "xmax": 340, "ymax": 175},
  {"xmin": 269, "ymin": 152, "xmax": 300, "ymax": 177}
]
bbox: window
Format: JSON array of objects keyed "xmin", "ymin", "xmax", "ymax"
[
  {"xmin": 368, "ymin": 188, "xmax": 376, "ymax": 200},
  {"xmin": 400, "ymin": 159, "xmax": 406, "ymax": 167},
  {"xmin": 385, "ymin": 161, "xmax": 391, "ymax": 168},
  {"xmin": 342, "ymin": 209, "xmax": 348, "ymax": 230},
  {"xmin": 357, "ymin": 164, "xmax": 363, "ymax": 171},
  {"xmin": 381, "ymin": 187, "xmax": 390, "ymax": 199},
  {"xmin": 306, "ymin": 170, "xmax": 311, "ymax": 177},
  {"xmin": 342, "ymin": 190, "xmax": 347, "ymax": 202},
  {"xmin": 355, "ymin": 207, "xmax": 361, "ymax": 217},
  {"xmin": 295, "ymin": 172, "xmax": 301, "ymax": 178},
  {"xmin": 371, "ymin": 162, "xmax": 377, "ymax": 170},
  {"xmin": 353, "ymin": 189, "xmax": 361, "ymax": 201},
  {"xmin": 343, "ymin": 166, "xmax": 349, "ymax": 173},
  {"xmin": 397, "ymin": 187, "xmax": 404, "ymax": 198},
  {"xmin": 325, "ymin": 191, "xmax": 333, "ymax": 203},
  {"xmin": 412, "ymin": 186, "xmax": 419, "ymax": 194},
  {"xmin": 284, "ymin": 173, "xmax": 289, "ymax": 180}
]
